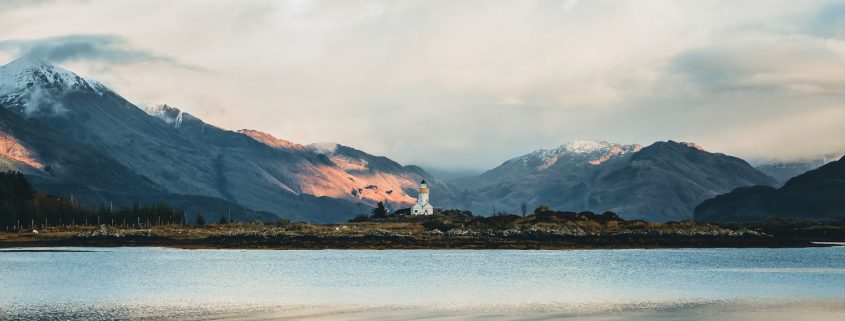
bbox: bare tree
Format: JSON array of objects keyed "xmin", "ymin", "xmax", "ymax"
[{"xmin": 520, "ymin": 202, "xmax": 528, "ymax": 217}]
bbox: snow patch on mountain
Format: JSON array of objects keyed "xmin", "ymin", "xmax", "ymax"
[
  {"xmin": 308, "ymin": 142, "xmax": 339, "ymax": 155},
  {"xmin": 681, "ymin": 142, "xmax": 705, "ymax": 151},
  {"xmin": 509, "ymin": 139, "xmax": 641, "ymax": 169},
  {"xmin": 589, "ymin": 144, "xmax": 643, "ymax": 165},
  {"xmin": 144, "ymin": 104, "xmax": 184, "ymax": 128},
  {"xmin": 565, "ymin": 139, "xmax": 614, "ymax": 154}
]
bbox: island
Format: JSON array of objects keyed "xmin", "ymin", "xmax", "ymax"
[{"xmin": 2, "ymin": 207, "xmax": 843, "ymax": 250}]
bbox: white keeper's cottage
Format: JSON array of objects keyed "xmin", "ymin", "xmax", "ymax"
[{"xmin": 411, "ymin": 180, "xmax": 434, "ymax": 215}]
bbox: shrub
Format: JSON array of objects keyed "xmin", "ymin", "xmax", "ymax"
[
  {"xmin": 349, "ymin": 215, "xmax": 370, "ymax": 223},
  {"xmin": 276, "ymin": 218, "xmax": 292, "ymax": 227}
]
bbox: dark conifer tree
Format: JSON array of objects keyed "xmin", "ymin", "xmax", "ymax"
[
  {"xmin": 195, "ymin": 214, "xmax": 206, "ymax": 226},
  {"xmin": 371, "ymin": 202, "xmax": 388, "ymax": 219}
]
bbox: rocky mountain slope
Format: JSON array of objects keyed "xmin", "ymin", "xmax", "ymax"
[
  {"xmin": 305, "ymin": 142, "xmax": 460, "ymax": 211},
  {"xmin": 453, "ymin": 140, "xmax": 778, "ymax": 221},
  {"xmin": 695, "ymin": 155, "xmax": 845, "ymax": 223},
  {"xmin": 0, "ymin": 57, "xmax": 448, "ymax": 223}
]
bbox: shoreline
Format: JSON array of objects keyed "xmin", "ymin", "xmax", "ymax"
[
  {"xmin": 3, "ymin": 218, "xmax": 842, "ymax": 250},
  {"xmin": 0, "ymin": 232, "xmax": 834, "ymax": 250},
  {"xmin": 3, "ymin": 300, "xmax": 845, "ymax": 320}
]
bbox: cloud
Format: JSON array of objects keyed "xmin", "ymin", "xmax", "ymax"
[
  {"xmin": 672, "ymin": 35, "xmax": 845, "ymax": 95},
  {"xmin": 0, "ymin": 34, "xmax": 200, "ymax": 70},
  {"xmin": 1, "ymin": 1, "xmax": 844, "ymax": 169},
  {"xmin": 0, "ymin": 0, "xmax": 52, "ymax": 13},
  {"xmin": 23, "ymin": 86, "xmax": 68, "ymax": 116}
]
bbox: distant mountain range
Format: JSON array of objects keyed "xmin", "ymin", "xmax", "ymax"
[
  {"xmin": 696, "ymin": 155, "xmax": 845, "ymax": 222},
  {"xmin": 755, "ymin": 156, "xmax": 840, "ymax": 185},
  {"xmin": 0, "ymin": 57, "xmax": 839, "ymax": 223},
  {"xmin": 451, "ymin": 140, "xmax": 778, "ymax": 221}
]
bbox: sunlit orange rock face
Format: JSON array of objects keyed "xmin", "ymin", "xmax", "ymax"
[
  {"xmin": 242, "ymin": 130, "xmax": 418, "ymax": 208},
  {"xmin": 589, "ymin": 144, "xmax": 643, "ymax": 165},
  {"xmin": 0, "ymin": 131, "xmax": 43, "ymax": 169},
  {"xmin": 238, "ymin": 129, "xmax": 305, "ymax": 150},
  {"xmin": 682, "ymin": 142, "xmax": 705, "ymax": 151}
]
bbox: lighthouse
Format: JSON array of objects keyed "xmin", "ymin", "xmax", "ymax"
[{"xmin": 411, "ymin": 180, "xmax": 434, "ymax": 215}]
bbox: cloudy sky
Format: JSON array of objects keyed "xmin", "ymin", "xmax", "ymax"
[{"xmin": 1, "ymin": 0, "xmax": 844, "ymax": 170}]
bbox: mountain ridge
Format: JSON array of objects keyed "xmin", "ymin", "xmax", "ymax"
[
  {"xmin": 696, "ymin": 155, "xmax": 845, "ymax": 222},
  {"xmin": 0, "ymin": 58, "xmax": 451, "ymax": 222},
  {"xmin": 0, "ymin": 57, "xmax": 815, "ymax": 223}
]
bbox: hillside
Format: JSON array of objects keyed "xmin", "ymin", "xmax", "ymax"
[
  {"xmin": 695, "ymin": 155, "xmax": 845, "ymax": 222},
  {"xmin": 0, "ymin": 57, "xmax": 450, "ymax": 223}
]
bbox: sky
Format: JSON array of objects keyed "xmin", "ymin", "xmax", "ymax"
[{"xmin": 1, "ymin": 0, "xmax": 844, "ymax": 170}]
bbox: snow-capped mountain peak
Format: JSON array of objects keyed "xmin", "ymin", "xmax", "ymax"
[
  {"xmin": 519, "ymin": 140, "xmax": 617, "ymax": 162},
  {"xmin": 0, "ymin": 56, "xmax": 106, "ymax": 95},
  {"xmin": 506, "ymin": 139, "xmax": 642, "ymax": 169},
  {"xmin": 563, "ymin": 139, "xmax": 613, "ymax": 154}
]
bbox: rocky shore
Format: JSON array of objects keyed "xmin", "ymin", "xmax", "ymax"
[{"xmin": 0, "ymin": 222, "xmax": 832, "ymax": 250}]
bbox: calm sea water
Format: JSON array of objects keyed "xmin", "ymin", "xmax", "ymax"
[{"xmin": 1, "ymin": 247, "xmax": 845, "ymax": 318}]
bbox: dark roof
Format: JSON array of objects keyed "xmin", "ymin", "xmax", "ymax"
[{"xmin": 420, "ymin": 179, "xmax": 427, "ymax": 184}]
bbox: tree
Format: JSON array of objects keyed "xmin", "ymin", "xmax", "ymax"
[
  {"xmin": 520, "ymin": 202, "xmax": 528, "ymax": 217},
  {"xmin": 0, "ymin": 171, "xmax": 187, "ymax": 230},
  {"xmin": 217, "ymin": 215, "xmax": 228, "ymax": 225},
  {"xmin": 534, "ymin": 204, "xmax": 550, "ymax": 214},
  {"xmin": 371, "ymin": 202, "xmax": 388, "ymax": 219},
  {"xmin": 195, "ymin": 214, "xmax": 206, "ymax": 226}
]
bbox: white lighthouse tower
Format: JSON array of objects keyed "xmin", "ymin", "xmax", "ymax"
[{"xmin": 411, "ymin": 180, "xmax": 434, "ymax": 215}]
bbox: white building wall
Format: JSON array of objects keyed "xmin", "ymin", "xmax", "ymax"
[{"xmin": 422, "ymin": 203, "xmax": 434, "ymax": 215}]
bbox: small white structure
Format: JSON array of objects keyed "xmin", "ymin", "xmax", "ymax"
[{"xmin": 411, "ymin": 180, "xmax": 434, "ymax": 215}]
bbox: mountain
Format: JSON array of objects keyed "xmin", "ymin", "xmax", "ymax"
[
  {"xmin": 695, "ymin": 155, "xmax": 845, "ymax": 222},
  {"xmin": 452, "ymin": 140, "xmax": 641, "ymax": 214},
  {"xmin": 0, "ymin": 57, "xmax": 447, "ymax": 223},
  {"xmin": 453, "ymin": 140, "xmax": 778, "ymax": 221},
  {"xmin": 305, "ymin": 142, "xmax": 461, "ymax": 212},
  {"xmin": 0, "ymin": 57, "xmax": 791, "ymax": 223},
  {"xmin": 755, "ymin": 155, "xmax": 840, "ymax": 185}
]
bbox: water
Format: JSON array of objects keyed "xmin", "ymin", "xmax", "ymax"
[{"xmin": 1, "ymin": 247, "xmax": 845, "ymax": 319}]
